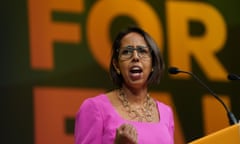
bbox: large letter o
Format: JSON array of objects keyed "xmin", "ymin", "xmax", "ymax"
[{"xmin": 87, "ymin": 0, "xmax": 163, "ymax": 70}]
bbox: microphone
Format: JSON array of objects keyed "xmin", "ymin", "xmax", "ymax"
[
  {"xmin": 168, "ymin": 67, "xmax": 238, "ymax": 125},
  {"xmin": 228, "ymin": 73, "xmax": 240, "ymax": 80}
]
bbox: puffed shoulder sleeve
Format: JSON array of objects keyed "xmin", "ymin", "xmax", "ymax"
[{"xmin": 74, "ymin": 98, "xmax": 103, "ymax": 144}]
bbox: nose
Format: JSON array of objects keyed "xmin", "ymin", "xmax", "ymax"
[{"xmin": 132, "ymin": 50, "xmax": 140, "ymax": 61}]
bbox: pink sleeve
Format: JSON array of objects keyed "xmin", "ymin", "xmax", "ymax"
[{"xmin": 74, "ymin": 99, "xmax": 103, "ymax": 144}]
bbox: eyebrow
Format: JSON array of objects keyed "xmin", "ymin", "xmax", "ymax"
[{"xmin": 122, "ymin": 45, "xmax": 148, "ymax": 48}]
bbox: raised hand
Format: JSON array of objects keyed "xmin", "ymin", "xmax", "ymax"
[{"xmin": 114, "ymin": 123, "xmax": 138, "ymax": 144}]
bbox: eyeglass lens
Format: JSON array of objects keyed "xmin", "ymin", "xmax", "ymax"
[{"xmin": 119, "ymin": 46, "xmax": 151, "ymax": 60}]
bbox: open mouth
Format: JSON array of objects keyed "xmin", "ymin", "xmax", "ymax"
[
  {"xmin": 129, "ymin": 66, "xmax": 143, "ymax": 81},
  {"xmin": 130, "ymin": 66, "xmax": 142, "ymax": 73}
]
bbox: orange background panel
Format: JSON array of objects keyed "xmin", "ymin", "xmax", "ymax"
[{"xmin": 34, "ymin": 87, "xmax": 105, "ymax": 144}]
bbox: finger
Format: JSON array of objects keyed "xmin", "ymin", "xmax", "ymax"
[
  {"xmin": 115, "ymin": 124, "xmax": 138, "ymax": 144},
  {"xmin": 129, "ymin": 126, "xmax": 138, "ymax": 141},
  {"xmin": 124, "ymin": 124, "xmax": 138, "ymax": 141},
  {"xmin": 118, "ymin": 124, "xmax": 137, "ymax": 138},
  {"xmin": 117, "ymin": 124, "xmax": 126, "ymax": 134},
  {"xmin": 129, "ymin": 126, "xmax": 138, "ymax": 144},
  {"xmin": 126, "ymin": 124, "xmax": 137, "ymax": 135},
  {"xmin": 127, "ymin": 126, "xmax": 135, "ymax": 136}
]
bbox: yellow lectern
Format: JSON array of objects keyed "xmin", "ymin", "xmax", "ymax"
[{"xmin": 189, "ymin": 124, "xmax": 240, "ymax": 144}]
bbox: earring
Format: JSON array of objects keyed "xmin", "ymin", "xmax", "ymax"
[
  {"xmin": 116, "ymin": 69, "xmax": 120, "ymax": 74},
  {"xmin": 151, "ymin": 68, "xmax": 154, "ymax": 72}
]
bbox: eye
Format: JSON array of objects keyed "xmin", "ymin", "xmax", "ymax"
[
  {"xmin": 138, "ymin": 47, "xmax": 149, "ymax": 54},
  {"xmin": 121, "ymin": 49, "xmax": 132, "ymax": 55}
]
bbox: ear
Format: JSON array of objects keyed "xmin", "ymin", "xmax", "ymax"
[{"xmin": 113, "ymin": 59, "xmax": 120, "ymax": 74}]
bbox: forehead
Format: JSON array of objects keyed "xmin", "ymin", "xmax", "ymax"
[{"xmin": 121, "ymin": 32, "xmax": 147, "ymax": 46}]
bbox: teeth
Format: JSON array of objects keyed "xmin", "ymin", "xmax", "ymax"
[
  {"xmin": 131, "ymin": 67, "xmax": 141, "ymax": 70},
  {"xmin": 130, "ymin": 66, "xmax": 142, "ymax": 73}
]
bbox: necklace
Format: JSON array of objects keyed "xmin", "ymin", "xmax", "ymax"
[{"xmin": 118, "ymin": 89, "xmax": 155, "ymax": 122}]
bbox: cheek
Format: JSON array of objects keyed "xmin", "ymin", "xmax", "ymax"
[
  {"xmin": 146, "ymin": 65, "xmax": 152, "ymax": 74},
  {"xmin": 143, "ymin": 60, "xmax": 152, "ymax": 70},
  {"xmin": 118, "ymin": 62, "xmax": 128, "ymax": 73}
]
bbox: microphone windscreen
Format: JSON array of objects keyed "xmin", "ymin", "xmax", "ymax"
[
  {"xmin": 168, "ymin": 67, "xmax": 179, "ymax": 74},
  {"xmin": 228, "ymin": 73, "xmax": 240, "ymax": 80}
]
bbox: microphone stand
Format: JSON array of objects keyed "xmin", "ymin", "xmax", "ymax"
[{"xmin": 169, "ymin": 67, "xmax": 238, "ymax": 125}]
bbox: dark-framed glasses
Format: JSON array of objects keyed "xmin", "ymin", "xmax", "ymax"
[{"xmin": 118, "ymin": 46, "xmax": 152, "ymax": 60}]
